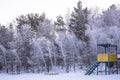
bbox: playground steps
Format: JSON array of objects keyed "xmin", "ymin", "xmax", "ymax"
[{"xmin": 85, "ymin": 62, "xmax": 100, "ymax": 75}]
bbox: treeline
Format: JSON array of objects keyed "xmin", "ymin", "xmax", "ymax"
[{"xmin": 0, "ymin": 1, "xmax": 120, "ymax": 74}]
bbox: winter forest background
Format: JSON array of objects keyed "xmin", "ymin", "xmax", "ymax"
[{"xmin": 0, "ymin": 1, "xmax": 120, "ymax": 74}]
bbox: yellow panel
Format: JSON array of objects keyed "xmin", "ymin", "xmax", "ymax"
[{"xmin": 97, "ymin": 54, "xmax": 117, "ymax": 62}]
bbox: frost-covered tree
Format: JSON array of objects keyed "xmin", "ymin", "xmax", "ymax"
[
  {"xmin": 16, "ymin": 13, "xmax": 41, "ymax": 32},
  {"xmin": 0, "ymin": 24, "xmax": 15, "ymax": 72},
  {"xmin": 69, "ymin": 1, "xmax": 89, "ymax": 42},
  {"xmin": 36, "ymin": 16, "xmax": 54, "ymax": 40},
  {"xmin": 0, "ymin": 44, "xmax": 6, "ymax": 71},
  {"xmin": 54, "ymin": 15, "xmax": 65, "ymax": 26},
  {"xmin": 86, "ymin": 4, "xmax": 120, "ymax": 67},
  {"xmin": 54, "ymin": 15, "xmax": 66, "ymax": 31},
  {"xmin": 103, "ymin": 4, "xmax": 120, "ymax": 27},
  {"xmin": 0, "ymin": 25, "xmax": 14, "ymax": 49},
  {"xmin": 16, "ymin": 13, "xmax": 49, "ymax": 32},
  {"xmin": 69, "ymin": 1, "xmax": 92, "ymax": 67},
  {"xmin": 14, "ymin": 24, "xmax": 34, "ymax": 73}
]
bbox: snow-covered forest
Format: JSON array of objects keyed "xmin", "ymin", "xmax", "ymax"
[{"xmin": 0, "ymin": 1, "xmax": 120, "ymax": 74}]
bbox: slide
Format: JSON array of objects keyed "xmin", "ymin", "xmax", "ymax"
[{"xmin": 85, "ymin": 62, "xmax": 100, "ymax": 75}]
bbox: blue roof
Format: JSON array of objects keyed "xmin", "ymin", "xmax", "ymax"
[{"xmin": 97, "ymin": 43, "xmax": 117, "ymax": 47}]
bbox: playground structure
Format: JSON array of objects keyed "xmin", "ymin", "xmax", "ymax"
[{"xmin": 85, "ymin": 43, "xmax": 118, "ymax": 75}]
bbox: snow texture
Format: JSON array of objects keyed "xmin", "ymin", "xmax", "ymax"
[{"xmin": 0, "ymin": 71, "xmax": 119, "ymax": 80}]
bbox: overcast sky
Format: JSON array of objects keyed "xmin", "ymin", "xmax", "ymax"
[{"xmin": 0, "ymin": 0, "xmax": 120, "ymax": 25}]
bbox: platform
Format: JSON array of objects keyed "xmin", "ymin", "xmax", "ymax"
[{"xmin": 97, "ymin": 54, "xmax": 117, "ymax": 62}]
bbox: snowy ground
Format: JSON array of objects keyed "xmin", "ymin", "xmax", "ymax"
[{"xmin": 0, "ymin": 71, "xmax": 120, "ymax": 80}]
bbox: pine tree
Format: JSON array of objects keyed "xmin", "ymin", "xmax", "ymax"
[
  {"xmin": 54, "ymin": 15, "xmax": 65, "ymax": 31},
  {"xmin": 69, "ymin": 1, "xmax": 93, "ymax": 67},
  {"xmin": 16, "ymin": 13, "xmax": 44, "ymax": 32},
  {"xmin": 69, "ymin": 1, "xmax": 89, "ymax": 42}
]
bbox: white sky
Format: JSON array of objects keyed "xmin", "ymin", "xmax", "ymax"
[{"xmin": 0, "ymin": 0, "xmax": 120, "ymax": 25}]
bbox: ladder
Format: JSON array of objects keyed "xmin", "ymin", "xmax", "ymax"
[{"xmin": 85, "ymin": 62, "xmax": 100, "ymax": 75}]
